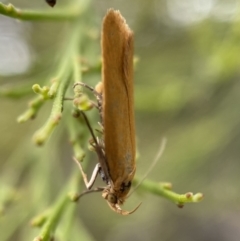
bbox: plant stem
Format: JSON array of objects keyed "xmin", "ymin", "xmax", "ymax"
[
  {"xmin": 32, "ymin": 17, "xmax": 84, "ymax": 145},
  {"xmin": 0, "ymin": 0, "xmax": 91, "ymax": 21},
  {"xmin": 134, "ymin": 177, "xmax": 203, "ymax": 207}
]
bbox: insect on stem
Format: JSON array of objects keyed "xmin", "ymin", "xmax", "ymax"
[{"xmin": 73, "ymin": 9, "xmax": 140, "ymax": 215}]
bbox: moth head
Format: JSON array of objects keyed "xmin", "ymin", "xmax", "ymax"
[{"xmin": 102, "ymin": 187, "xmax": 141, "ymax": 215}]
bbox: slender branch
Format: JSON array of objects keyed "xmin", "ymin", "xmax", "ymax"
[
  {"xmin": 18, "ymin": 26, "xmax": 81, "ymax": 124},
  {"xmin": 32, "ymin": 75, "xmax": 69, "ymax": 145},
  {"xmin": 33, "ymin": 191, "xmax": 70, "ymax": 241},
  {"xmin": 73, "ymin": 54, "xmax": 82, "ymax": 84},
  {"xmin": 32, "ymin": 19, "xmax": 83, "ymax": 145},
  {"xmin": 32, "ymin": 161, "xmax": 89, "ymax": 241},
  {"xmin": 0, "ymin": 1, "xmax": 90, "ymax": 21},
  {"xmin": 134, "ymin": 178, "xmax": 203, "ymax": 207},
  {"xmin": 17, "ymin": 96, "xmax": 45, "ymax": 123},
  {"xmin": 31, "ymin": 210, "xmax": 51, "ymax": 228},
  {"xmin": 67, "ymin": 110, "xmax": 86, "ymax": 162}
]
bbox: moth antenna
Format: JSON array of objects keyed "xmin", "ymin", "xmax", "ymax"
[{"xmin": 128, "ymin": 138, "xmax": 167, "ymax": 197}]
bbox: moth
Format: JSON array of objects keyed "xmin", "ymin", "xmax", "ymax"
[{"xmin": 75, "ymin": 9, "xmax": 139, "ymax": 215}]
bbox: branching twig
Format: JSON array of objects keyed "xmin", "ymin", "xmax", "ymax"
[
  {"xmin": 0, "ymin": 2, "xmax": 89, "ymax": 21},
  {"xmin": 133, "ymin": 178, "xmax": 203, "ymax": 207}
]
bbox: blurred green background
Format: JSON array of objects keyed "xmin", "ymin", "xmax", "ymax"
[{"xmin": 1, "ymin": 0, "xmax": 240, "ymax": 240}]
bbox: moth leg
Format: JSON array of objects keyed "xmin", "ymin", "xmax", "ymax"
[
  {"xmin": 73, "ymin": 157, "xmax": 101, "ymax": 190},
  {"xmin": 74, "ymin": 82, "xmax": 101, "ymax": 99},
  {"xmin": 76, "ymin": 187, "xmax": 104, "ymax": 200}
]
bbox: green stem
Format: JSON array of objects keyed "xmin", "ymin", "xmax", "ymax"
[
  {"xmin": 0, "ymin": 1, "xmax": 90, "ymax": 21},
  {"xmin": 32, "ymin": 74, "xmax": 69, "ymax": 145},
  {"xmin": 17, "ymin": 96, "xmax": 45, "ymax": 123},
  {"xmin": 33, "ymin": 192, "xmax": 70, "ymax": 241},
  {"xmin": 134, "ymin": 177, "xmax": 203, "ymax": 207},
  {"xmin": 68, "ymin": 113, "xmax": 86, "ymax": 161},
  {"xmin": 33, "ymin": 165, "xmax": 85, "ymax": 241},
  {"xmin": 32, "ymin": 18, "xmax": 84, "ymax": 145},
  {"xmin": 73, "ymin": 54, "xmax": 82, "ymax": 84}
]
